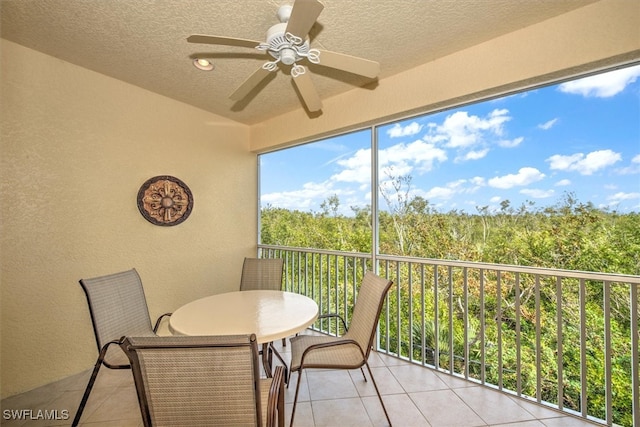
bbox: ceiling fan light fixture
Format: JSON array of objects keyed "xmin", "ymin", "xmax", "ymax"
[
  {"xmin": 280, "ymin": 48, "xmax": 297, "ymax": 65},
  {"xmin": 193, "ymin": 58, "xmax": 214, "ymax": 71}
]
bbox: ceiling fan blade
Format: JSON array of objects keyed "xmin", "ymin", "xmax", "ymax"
[
  {"xmin": 315, "ymin": 50, "xmax": 380, "ymax": 79},
  {"xmin": 229, "ymin": 66, "xmax": 272, "ymax": 101},
  {"xmin": 187, "ymin": 34, "xmax": 261, "ymax": 49},
  {"xmin": 292, "ymin": 68, "xmax": 322, "ymax": 112},
  {"xmin": 285, "ymin": 0, "xmax": 324, "ymax": 40}
]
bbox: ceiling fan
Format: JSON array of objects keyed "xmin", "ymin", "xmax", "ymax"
[{"xmin": 187, "ymin": 0, "xmax": 380, "ymax": 113}]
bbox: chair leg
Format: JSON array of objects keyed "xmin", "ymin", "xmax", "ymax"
[
  {"xmin": 268, "ymin": 343, "xmax": 289, "ymax": 384},
  {"xmin": 364, "ymin": 362, "xmax": 392, "ymax": 427},
  {"xmin": 277, "ymin": 376, "xmax": 285, "ymax": 427},
  {"xmin": 289, "ymin": 370, "xmax": 304, "ymax": 427},
  {"xmin": 71, "ymin": 355, "xmax": 105, "ymax": 427},
  {"xmin": 262, "ymin": 343, "xmax": 272, "ymax": 378}
]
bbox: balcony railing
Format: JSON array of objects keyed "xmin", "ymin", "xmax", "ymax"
[{"xmin": 258, "ymin": 244, "xmax": 639, "ymax": 427}]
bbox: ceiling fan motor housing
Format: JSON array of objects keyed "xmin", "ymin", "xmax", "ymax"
[{"xmin": 265, "ymin": 22, "xmax": 309, "ymax": 64}]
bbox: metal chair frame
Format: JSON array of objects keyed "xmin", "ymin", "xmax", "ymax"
[
  {"xmin": 288, "ymin": 272, "xmax": 394, "ymax": 427},
  {"xmin": 120, "ymin": 333, "xmax": 285, "ymax": 427},
  {"xmin": 240, "ymin": 257, "xmax": 290, "ymax": 381},
  {"xmin": 72, "ymin": 268, "xmax": 171, "ymax": 426}
]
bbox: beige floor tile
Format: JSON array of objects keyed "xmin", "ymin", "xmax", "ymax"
[
  {"xmin": 286, "ymin": 401, "xmax": 314, "ymax": 427},
  {"xmin": 376, "ymin": 352, "xmax": 408, "ymax": 367},
  {"xmin": 83, "ymin": 386, "xmax": 140, "ymax": 424},
  {"xmin": 306, "ymin": 370, "xmax": 359, "ymax": 401},
  {"xmin": 539, "ymin": 416, "xmax": 601, "ymax": 426},
  {"xmin": 366, "ymin": 351, "xmax": 387, "ymax": 368},
  {"xmin": 311, "ymin": 397, "xmax": 373, "ymax": 427},
  {"xmin": 286, "ymin": 371, "xmax": 310, "ymax": 403},
  {"xmin": 410, "ymin": 389, "xmax": 485, "ymax": 426},
  {"xmin": 79, "ymin": 420, "xmax": 142, "ymax": 427},
  {"xmin": 389, "ymin": 363, "xmax": 450, "ymax": 393},
  {"xmin": 490, "ymin": 421, "xmax": 545, "ymax": 427},
  {"xmin": 350, "ymin": 366, "xmax": 404, "ymax": 397},
  {"xmin": 363, "ymin": 393, "xmax": 428, "ymax": 427},
  {"xmin": 433, "ymin": 370, "xmax": 480, "ymax": 388},
  {"xmin": 453, "ymin": 386, "xmax": 536, "ymax": 425}
]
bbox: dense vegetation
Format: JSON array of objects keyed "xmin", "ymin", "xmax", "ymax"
[{"xmin": 261, "ymin": 191, "xmax": 639, "ymax": 426}]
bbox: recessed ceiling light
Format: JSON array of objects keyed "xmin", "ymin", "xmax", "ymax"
[{"xmin": 193, "ymin": 58, "xmax": 214, "ymax": 71}]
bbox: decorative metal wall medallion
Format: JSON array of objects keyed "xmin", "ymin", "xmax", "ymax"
[{"xmin": 137, "ymin": 176, "xmax": 193, "ymax": 226}]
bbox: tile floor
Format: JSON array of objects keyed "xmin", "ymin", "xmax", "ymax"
[{"xmin": 1, "ymin": 331, "xmax": 601, "ymax": 427}]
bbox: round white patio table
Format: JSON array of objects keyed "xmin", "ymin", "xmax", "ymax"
[
  {"xmin": 169, "ymin": 290, "xmax": 319, "ymax": 379},
  {"xmin": 169, "ymin": 290, "xmax": 319, "ymax": 342}
]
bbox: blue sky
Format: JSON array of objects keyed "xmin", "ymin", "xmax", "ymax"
[{"xmin": 260, "ymin": 64, "xmax": 640, "ymax": 215}]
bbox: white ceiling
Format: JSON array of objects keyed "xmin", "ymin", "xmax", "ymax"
[{"xmin": 1, "ymin": 0, "xmax": 598, "ymax": 125}]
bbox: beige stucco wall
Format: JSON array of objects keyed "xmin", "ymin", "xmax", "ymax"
[
  {"xmin": 250, "ymin": 0, "xmax": 640, "ymax": 152},
  {"xmin": 2, "ymin": 0, "xmax": 639, "ymax": 401},
  {"xmin": 0, "ymin": 39, "xmax": 256, "ymax": 398}
]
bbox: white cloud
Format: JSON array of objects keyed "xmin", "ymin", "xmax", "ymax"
[
  {"xmin": 425, "ymin": 109, "xmax": 512, "ymax": 149},
  {"xmin": 423, "ymin": 178, "xmax": 484, "ymax": 201},
  {"xmin": 520, "ymin": 188, "xmax": 555, "ymax": 198},
  {"xmin": 261, "ymin": 180, "xmax": 344, "ymax": 211},
  {"xmin": 616, "ymin": 153, "xmax": 640, "ymax": 175},
  {"xmin": 424, "ymin": 186, "xmax": 456, "ymax": 200},
  {"xmin": 470, "ymin": 176, "xmax": 486, "ymax": 186},
  {"xmin": 488, "ymin": 167, "xmax": 545, "ymax": 189},
  {"xmin": 387, "ymin": 121, "xmax": 423, "ymax": 138},
  {"xmin": 379, "ymin": 140, "xmax": 448, "ymax": 175},
  {"xmin": 490, "ymin": 196, "xmax": 501, "ymax": 203},
  {"xmin": 458, "ymin": 148, "xmax": 489, "ymax": 162},
  {"xmin": 330, "ymin": 139, "xmax": 449, "ymax": 195},
  {"xmin": 333, "ymin": 148, "xmax": 372, "ymax": 184},
  {"xmin": 547, "ymin": 149, "xmax": 622, "ymax": 175},
  {"xmin": 497, "ymin": 137, "xmax": 524, "ymax": 148},
  {"xmin": 538, "ymin": 118, "xmax": 558, "ymax": 130},
  {"xmin": 420, "ymin": 108, "xmax": 524, "ymax": 163},
  {"xmin": 558, "ymin": 65, "xmax": 640, "ymax": 98},
  {"xmin": 555, "ymin": 179, "xmax": 571, "ymax": 186},
  {"xmin": 608, "ymin": 192, "xmax": 640, "ymax": 202}
]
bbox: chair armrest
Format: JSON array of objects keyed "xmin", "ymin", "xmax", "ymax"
[
  {"xmin": 153, "ymin": 312, "xmax": 173, "ymax": 333},
  {"xmin": 299, "ymin": 338, "xmax": 366, "ymax": 369},
  {"xmin": 318, "ymin": 313, "xmax": 348, "ymax": 333},
  {"xmin": 267, "ymin": 365, "xmax": 285, "ymax": 427}
]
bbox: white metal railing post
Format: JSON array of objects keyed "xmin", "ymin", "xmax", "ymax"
[{"xmin": 258, "ymin": 244, "xmax": 640, "ymax": 426}]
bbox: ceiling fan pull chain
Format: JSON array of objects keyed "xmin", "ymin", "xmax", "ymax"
[
  {"xmin": 263, "ymin": 60, "xmax": 280, "ymax": 72},
  {"xmin": 291, "ymin": 64, "xmax": 306, "ymax": 78},
  {"xmin": 306, "ymin": 49, "xmax": 320, "ymax": 64}
]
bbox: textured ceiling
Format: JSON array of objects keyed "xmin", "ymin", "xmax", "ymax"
[{"xmin": 1, "ymin": 0, "xmax": 598, "ymax": 125}]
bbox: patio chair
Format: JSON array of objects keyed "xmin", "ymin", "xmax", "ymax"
[
  {"xmin": 72, "ymin": 268, "xmax": 172, "ymax": 427},
  {"xmin": 240, "ymin": 257, "xmax": 289, "ymax": 380},
  {"xmin": 120, "ymin": 334, "xmax": 285, "ymax": 427},
  {"xmin": 288, "ymin": 272, "xmax": 394, "ymax": 427},
  {"xmin": 240, "ymin": 257, "xmax": 284, "ymax": 292}
]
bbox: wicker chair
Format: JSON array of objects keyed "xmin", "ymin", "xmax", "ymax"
[
  {"xmin": 240, "ymin": 257, "xmax": 284, "ymax": 292},
  {"xmin": 120, "ymin": 334, "xmax": 285, "ymax": 427},
  {"xmin": 240, "ymin": 257, "xmax": 289, "ymax": 380},
  {"xmin": 288, "ymin": 272, "xmax": 394, "ymax": 427},
  {"xmin": 72, "ymin": 269, "xmax": 172, "ymax": 427}
]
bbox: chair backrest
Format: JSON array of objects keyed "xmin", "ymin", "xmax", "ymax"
[
  {"xmin": 343, "ymin": 272, "xmax": 393, "ymax": 359},
  {"xmin": 120, "ymin": 334, "xmax": 262, "ymax": 427},
  {"xmin": 240, "ymin": 257, "xmax": 284, "ymax": 291},
  {"xmin": 79, "ymin": 269, "xmax": 155, "ymax": 363}
]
